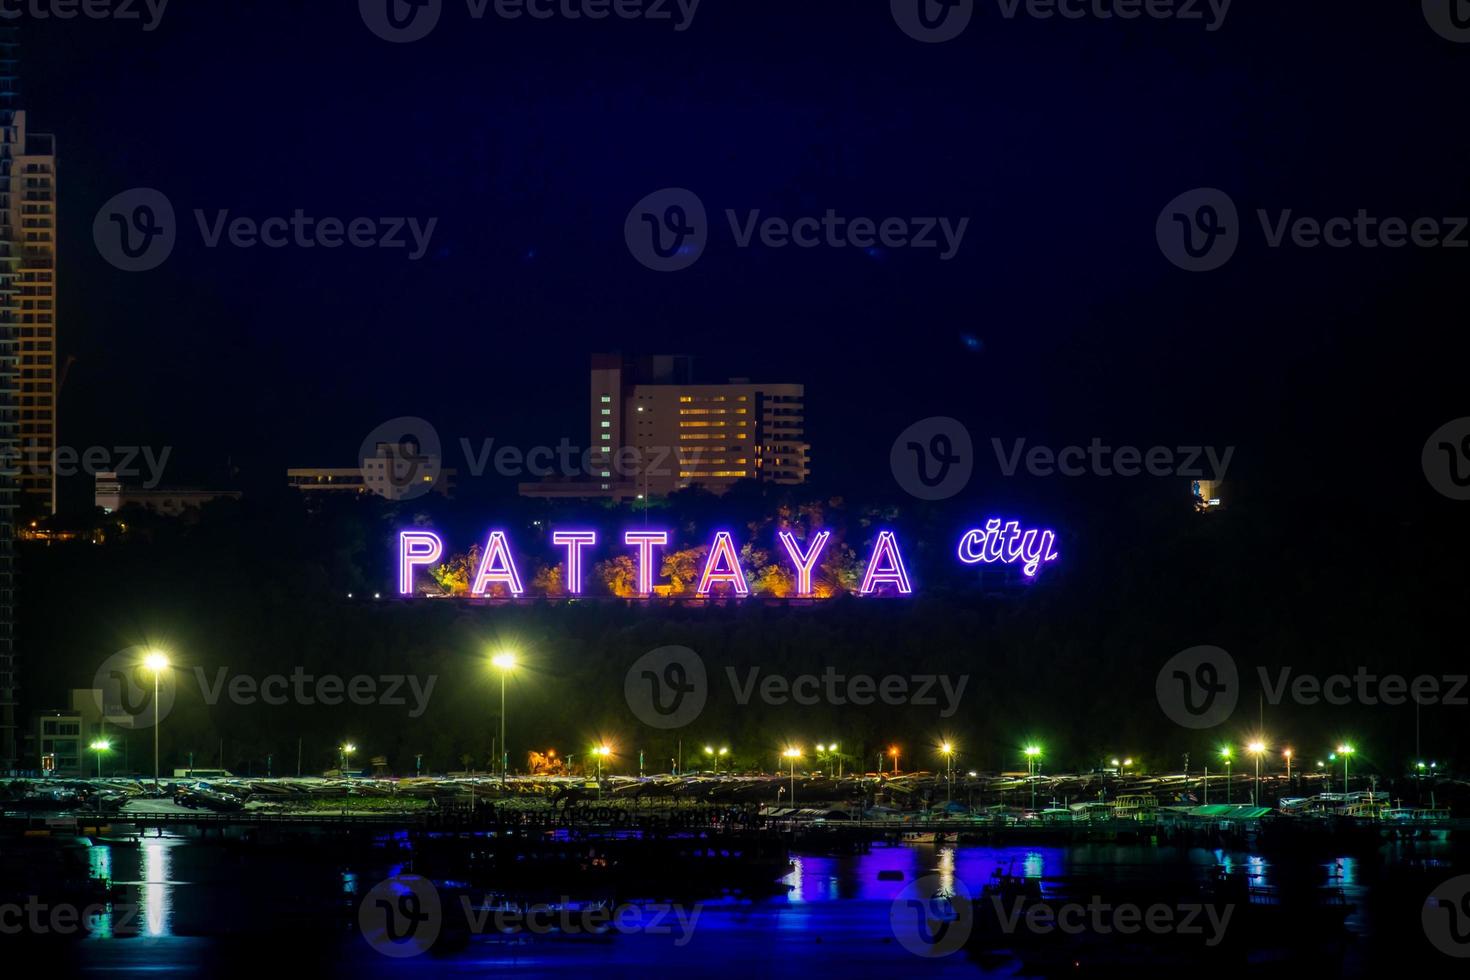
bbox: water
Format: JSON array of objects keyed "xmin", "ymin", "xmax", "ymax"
[{"xmin": 23, "ymin": 837, "xmax": 1466, "ymax": 976}]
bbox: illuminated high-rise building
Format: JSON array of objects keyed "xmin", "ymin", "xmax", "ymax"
[
  {"xmin": 523, "ymin": 353, "xmax": 809, "ymax": 500},
  {"xmin": 0, "ymin": 28, "xmax": 56, "ymax": 770}
]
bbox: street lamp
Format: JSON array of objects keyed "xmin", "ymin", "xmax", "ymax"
[
  {"xmin": 782, "ymin": 747, "xmax": 801, "ymax": 805},
  {"xmin": 143, "ymin": 650, "xmax": 169, "ymax": 790},
  {"xmin": 829, "ymin": 741, "xmax": 841, "ymax": 779},
  {"xmin": 340, "ymin": 742, "xmax": 356, "ymax": 776},
  {"xmin": 1283, "ymin": 748, "xmax": 1293, "ymax": 785},
  {"xmin": 1024, "ymin": 745, "xmax": 1042, "ymax": 812},
  {"xmin": 1336, "ymin": 744, "xmax": 1354, "ymax": 795},
  {"xmin": 1219, "ymin": 746, "xmax": 1232, "ymax": 805},
  {"xmin": 940, "ymin": 742, "xmax": 955, "ymax": 805},
  {"xmin": 1247, "ymin": 740, "xmax": 1266, "ymax": 807},
  {"xmin": 889, "ymin": 745, "xmax": 900, "ymax": 775},
  {"xmin": 89, "ymin": 739, "xmax": 111, "ymax": 779},
  {"xmin": 491, "ymin": 651, "xmax": 517, "ymax": 786}
]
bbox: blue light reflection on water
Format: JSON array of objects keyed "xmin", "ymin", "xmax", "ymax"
[{"xmin": 61, "ymin": 838, "xmax": 1465, "ymax": 977}]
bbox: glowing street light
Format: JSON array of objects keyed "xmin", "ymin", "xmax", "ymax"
[
  {"xmin": 940, "ymin": 742, "xmax": 955, "ymax": 804},
  {"xmin": 340, "ymin": 742, "xmax": 356, "ymax": 776},
  {"xmin": 782, "ymin": 746, "xmax": 801, "ymax": 804},
  {"xmin": 491, "ymin": 651, "xmax": 517, "ymax": 786},
  {"xmin": 1023, "ymin": 745, "xmax": 1042, "ymax": 812},
  {"xmin": 143, "ymin": 650, "xmax": 169, "ymax": 790},
  {"xmin": 1247, "ymin": 740, "xmax": 1267, "ymax": 807},
  {"xmin": 1283, "ymin": 748, "xmax": 1293, "ymax": 784},
  {"xmin": 89, "ymin": 739, "xmax": 111, "ymax": 779},
  {"xmin": 1219, "ymin": 746, "xmax": 1233, "ymax": 805},
  {"xmin": 1336, "ymin": 744, "xmax": 1355, "ymax": 795},
  {"xmin": 889, "ymin": 745, "xmax": 900, "ymax": 775}
]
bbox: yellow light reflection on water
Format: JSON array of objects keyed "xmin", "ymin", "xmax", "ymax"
[
  {"xmin": 142, "ymin": 841, "xmax": 172, "ymax": 937},
  {"xmin": 937, "ymin": 846, "xmax": 955, "ymax": 894}
]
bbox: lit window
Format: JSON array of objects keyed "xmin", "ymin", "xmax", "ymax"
[
  {"xmin": 601, "ymin": 409, "xmax": 611, "ymax": 415},
  {"xmin": 601, "ymin": 421, "xmax": 611, "ymax": 428},
  {"xmin": 601, "ymin": 395, "xmax": 611, "ymax": 403}
]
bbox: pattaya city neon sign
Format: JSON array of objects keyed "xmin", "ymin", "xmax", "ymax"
[{"xmin": 398, "ymin": 521, "xmax": 1058, "ymax": 598}]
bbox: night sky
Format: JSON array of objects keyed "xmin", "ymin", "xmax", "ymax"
[{"xmin": 20, "ymin": 1, "xmax": 1470, "ymax": 510}]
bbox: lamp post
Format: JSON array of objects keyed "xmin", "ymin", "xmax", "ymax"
[
  {"xmin": 830, "ymin": 742, "xmax": 841, "ymax": 779},
  {"xmin": 340, "ymin": 742, "xmax": 356, "ymax": 776},
  {"xmin": 143, "ymin": 651, "xmax": 169, "ymax": 790},
  {"xmin": 1283, "ymin": 748, "xmax": 1292, "ymax": 786},
  {"xmin": 491, "ymin": 652, "xmax": 517, "ymax": 786},
  {"xmin": 89, "ymin": 739, "xmax": 111, "ymax": 779},
  {"xmin": 940, "ymin": 742, "xmax": 955, "ymax": 805},
  {"xmin": 1220, "ymin": 747, "xmax": 1232, "ymax": 805},
  {"xmin": 1336, "ymin": 744, "xmax": 1354, "ymax": 795},
  {"xmin": 1024, "ymin": 745, "xmax": 1041, "ymax": 812},
  {"xmin": 889, "ymin": 746, "xmax": 900, "ymax": 775},
  {"xmin": 1247, "ymin": 741, "xmax": 1266, "ymax": 807},
  {"xmin": 782, "ymin": 747, "xmax": 801, "ymax": 806}
]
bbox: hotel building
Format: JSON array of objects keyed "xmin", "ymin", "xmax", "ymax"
[
  {"xmin": 0, "ymin": 29, "xmax": 57, "ymax": 771},
  {"xmin": 521, "ymin": 353, "xmax": 809, "ymax": 500}
]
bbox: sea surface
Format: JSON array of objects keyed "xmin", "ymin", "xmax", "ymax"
[{"xmin": 19, "ymin": 836, "xmax": 1467, "ymax": 977}]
